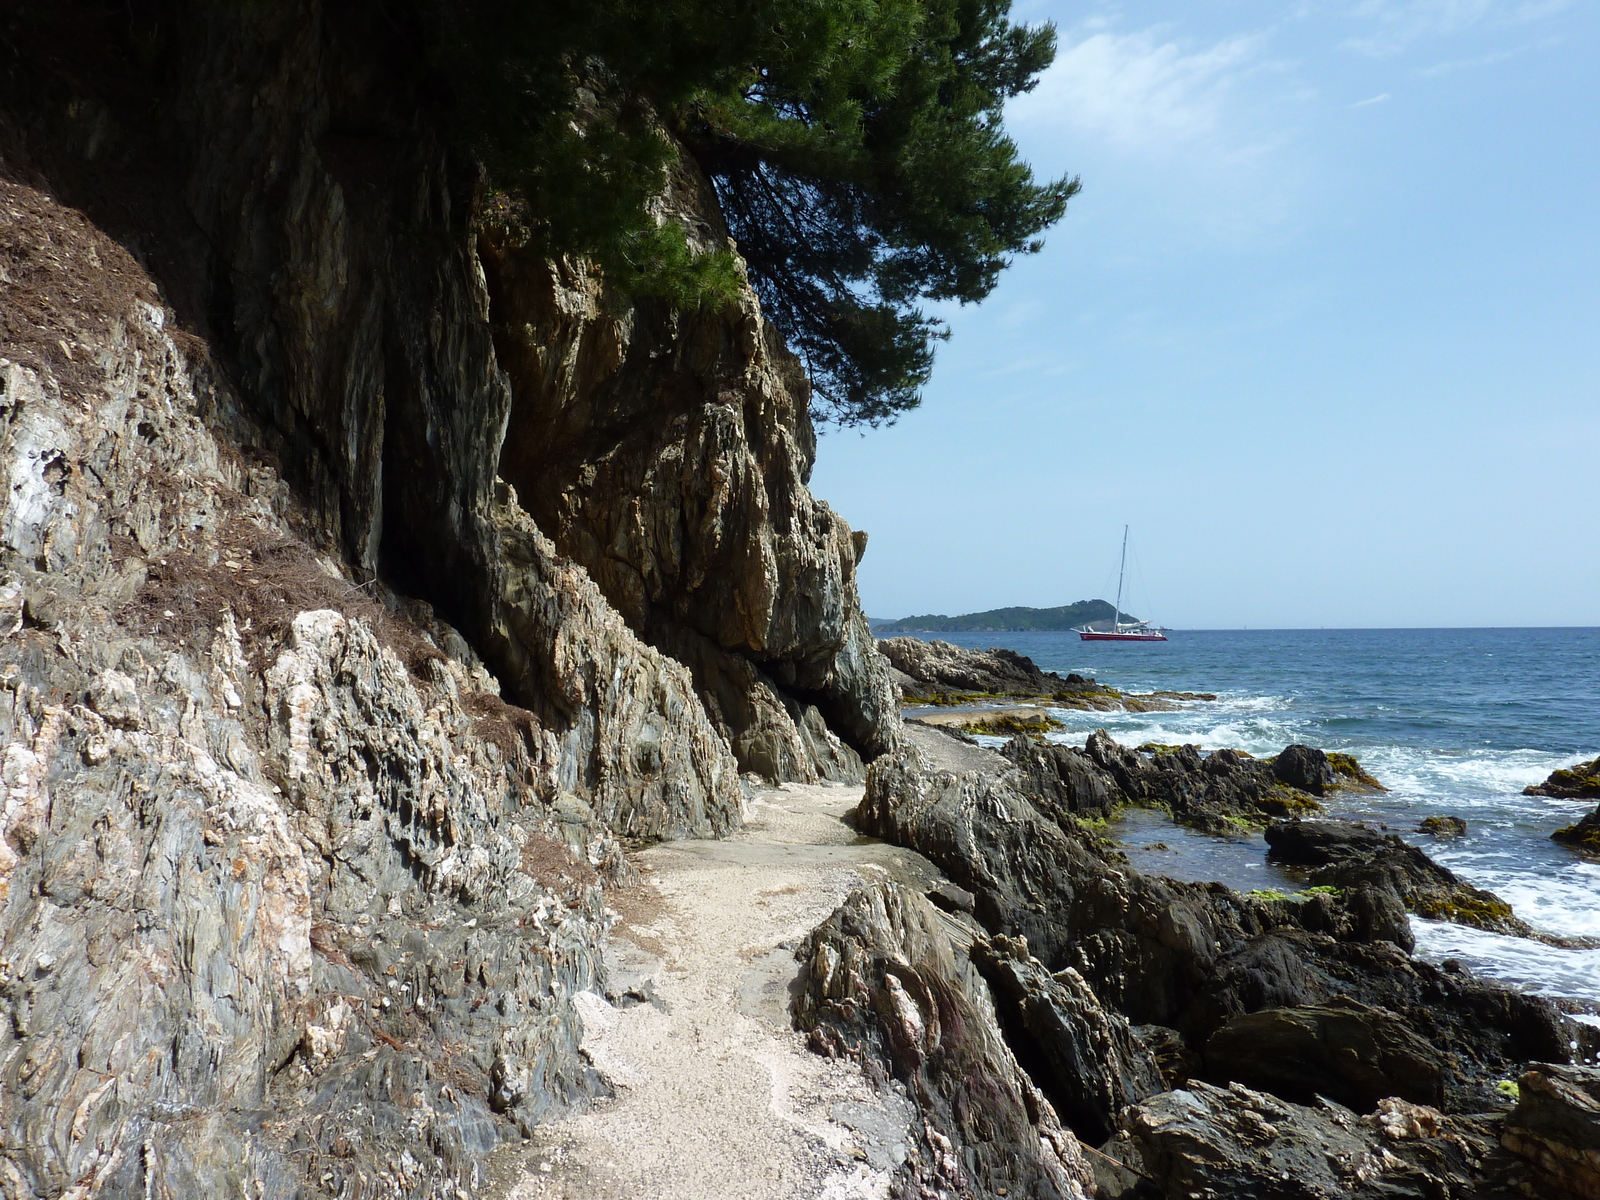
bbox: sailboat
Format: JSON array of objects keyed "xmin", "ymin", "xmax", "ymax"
[{"xmin": 1076, "ymin": 526, "xmax": 1168, "ymax": 642}]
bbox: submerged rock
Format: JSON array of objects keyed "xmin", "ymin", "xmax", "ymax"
[{"xmin": 1420, "ymin": 815, "xmax": 1469, "ymax": 838}]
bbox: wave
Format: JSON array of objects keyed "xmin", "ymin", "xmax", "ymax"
[{"xmin": 1410, "ymin": 918, "xmax": 1600, "ymax": 1005}]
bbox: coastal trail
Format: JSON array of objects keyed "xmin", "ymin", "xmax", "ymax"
[{"xmin": 500, "ymin": 777, "xmax": 953, "ymax": 1200}]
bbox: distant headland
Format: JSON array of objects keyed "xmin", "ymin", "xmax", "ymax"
[{"xmin": 874, "ymin": 599, "xmax": 1137, "ymax": 633}]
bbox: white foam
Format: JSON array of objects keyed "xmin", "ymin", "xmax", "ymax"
[{"xmin": 1410, "ymin": 918, "xmax": 1600, "ymax": 1003}]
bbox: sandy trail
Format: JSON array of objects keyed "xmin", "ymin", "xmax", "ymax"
[{"xmin": 504, "ymin": 780, "xmax": 949, "ymax": 1200}]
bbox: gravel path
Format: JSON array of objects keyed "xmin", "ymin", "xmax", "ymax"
[{"xmin": 503, "ymin": 781, "xmax": 946, "ymax": 1200}]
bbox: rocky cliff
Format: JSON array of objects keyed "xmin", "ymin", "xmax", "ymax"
[{"xmin": 0, "ymin": 3, "xmax": 898, "ymax": 1194}]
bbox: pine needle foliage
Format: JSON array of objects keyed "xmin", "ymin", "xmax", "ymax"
[{"xmin": 427, "ymin": 0, "xmax": 1076, "ymax": 425}]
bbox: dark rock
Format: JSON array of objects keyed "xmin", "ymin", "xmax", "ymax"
[
  {"xmin": 926, "ymin": 879, "xmax": 976, "ymax": 914},
  {"xmin": 1203, "ymin": 997, "xmax": 1444, "ymax": 1112},
  {"xmin": 1000, "ymin": 734, "xmax": 1120, "ymax": 822},
  {"xmin": 877, "ymin": 636, "xmax": 1074, "ymax": 697},
  {"xmin": 1525, "ymin": 757, "xmax": 1600, "ymax": 800},
  {"xmin": 1266, "ymin": 818, "xmax": 1534, "ymax": 937},
  {"xmin": 1134, "ymin": 1024, "xmax": 1202, "ymax": 1088},
  {"xmin": 1420, "ymin": 815, "xmax": 1469, "ymax": 838},
  {"xmin": 859, "ymin": 746, "xmax": 1575, "ymax": 1115},
  {"xmin": 1501, "ymin": 1062, "xmax": 1600, "ymax": 1200},
  {"xmin": 1274, "ymin": 744, "xmax": 1337, "ymax": 795},
  {"xmin": 1552, "ymin": 805, "xmax": 1600, "ymax": 854},
  {"xmin": 1084, "ymin": 731, "xmax": 1331, "ymax": 834},
  {"xmin": 971, "ymin": 934, "xmax": 1165, "ymax": 1144},
  {"xmin": 793, "ymin": 881, "xmax": 1096, "ymax": 1199},
  {"xmin": 1126, "ymin": 1082, "xmax": 1498, "ymax": 1200}
]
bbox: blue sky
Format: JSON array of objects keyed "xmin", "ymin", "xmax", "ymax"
[{"xmin": 809, "ymin": 0, "xmax": 1600, "ymax": 628}]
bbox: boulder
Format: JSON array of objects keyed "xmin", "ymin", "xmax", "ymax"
[
  {"xmin": 1203, "ymin": 997, "xmax": 1444, "ymax": 1112},
  {"xmin": 1274, "ymin": 744, "xmax": 1337, "ymax": 795},
  {"xmin": 1419, "ymin": 815, "xmax": 1468, "ymax": 838}
]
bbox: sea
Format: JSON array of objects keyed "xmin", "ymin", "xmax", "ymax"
[{"xmin": 916, "ymin": 627, "xmax": 1600, "ymax": 1009}]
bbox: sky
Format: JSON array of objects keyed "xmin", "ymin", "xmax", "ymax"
[{"xmin": 808, "ymin": 0, "xmax": 1600, "ymax": 629}]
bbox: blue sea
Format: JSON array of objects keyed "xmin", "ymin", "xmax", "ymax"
[{"xmin": 915, "ymin": 628, "xmax": 1600, "ymax": 1006}]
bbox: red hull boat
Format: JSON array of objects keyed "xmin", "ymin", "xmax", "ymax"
[{"xmin": 1078, "ymin": 628, "xmax": 1167, "ymax": 642}]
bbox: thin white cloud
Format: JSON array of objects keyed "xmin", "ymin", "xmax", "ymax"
[
  {"xmin": 1411, "ymin": 39, "xmax": 1553, "ymax": 76},
  {"xmin": 1353, "ymin": 92, "xmax": 1392, "ymax": 104},
  {"xmin": 1342, "ymin": 0, "xmax": 1573, "ymax": 57},
  {"xmin": 1008, "ymin": 27, "xmax": 1267, "ymax": 153}
]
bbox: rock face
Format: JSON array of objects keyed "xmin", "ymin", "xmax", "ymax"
[
  {"xmin": 0, "ymin": 0, "xmax": 893, "ymax": 792},
  {"xmin": 792, "ymin": 880, "xmax": 1096, "ymax": 1200},
  {"xmin": 1501, "ymin": 1062, "xmax": 1600, "ymax": 1199},
  {"xmin": 0, "ymin": 136, "xmax": 773, "ymax": 1198},
  {"xmin": 482, "ymin": 189, "xmax": 898, "ymax": 782}
]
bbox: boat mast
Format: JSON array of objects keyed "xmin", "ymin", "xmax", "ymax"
[{"xmin": 1114, "ymin": 524, "xmax": 1128, "ymax": 631}]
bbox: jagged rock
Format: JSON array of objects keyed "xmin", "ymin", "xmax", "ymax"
[
  {"xmin": 858, "ymin": 745, "xmax": 1574, "ymax": 1114},
  {"xmin": 1083, "ymin": 731, "xmax": 1328, "ymax": 834},
  {"xmin": 1273, "ymin": 744, "xmax": 1337, "ymax": 794},
  {"xmin": 1420, "ymin": 815, "xmax": 1469, "ymax": 838},
  {"xmin": 1125, "ymin": 1082, "xmax": 1497, "ymax": 1200},
  {"xmin": 1525, "ymin": 757, "xmax": 1600, "ymax": 800},
  {"xmin": 1203, "ymin": 997, "xmax": 1444, "ymax": 1112},
  {"xmin": 1501, "ymin": 1062, "xmax": 1600, "ymax": 1199},
  {"xmin": 999, "ymin": 733, "xmax": 1121, "ymax": 822},
  {"xmin": 793, "ymin": 880, "xmax": 1096, "ymax": 1200},
  {"xmin": 877, "ymin": 636, "xmax": 1080, "ymax": 697},
  {"xmin": 0, "ymin": 178, "xmax": 739, "ymax": 1198},
  {"xmin": 971, "ymin": 933, "xmax": 1165, "ymax": 1144},
  {"xmin": 1266, "ymin": 818, "xmax": 1535, "ymax": 937}
]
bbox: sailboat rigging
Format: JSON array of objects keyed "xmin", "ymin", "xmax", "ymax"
[{"xmin": 1076, "ymin": 526, "xmax": 1167, "ymax": 642}]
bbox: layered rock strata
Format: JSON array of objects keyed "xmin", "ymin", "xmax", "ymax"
[
  {"xmin": 0, "ymin": 175, "xmax": 748, "ymax": 1196},
  {"xmin": 1, "ymin": 0, "xmax": 895, "ymax": 793}
]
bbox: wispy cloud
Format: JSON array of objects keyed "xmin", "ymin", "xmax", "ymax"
[
  {"xmin": 1008, "ymin": 26, "xmax": 1268, "ymax": 153},
  {"xmin": 1411, "ymin": 39, "xmax": 1554, "ymax": 76},
  {"xmin": 1353, "ymin": 92, "xmax": 1392, "ymax": 105},
  {"xmin": 1342, "ymin": 0, "xmax": 1573, "ymax": 57}
]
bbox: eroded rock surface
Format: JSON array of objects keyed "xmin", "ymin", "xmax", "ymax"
[
  {"xmin": 0, "ymin": 176, "xmax": 744, "ymax": 1198},
  {"xmin": 856, "ymin": 743, "xmax": 1574, "ymax": 1120},
  {"xmin": 793, "ymin": 879, "xmax": 1096, "ymax": 1200},
  {"xmin": 1501, "ymin": 1062, "xmax": 1600, "ymax": 1200}
]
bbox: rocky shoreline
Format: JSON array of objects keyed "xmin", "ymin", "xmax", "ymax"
[{"xmin": 2, "ymin": 26, "xmax": 1597, "ymax": 1197}]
